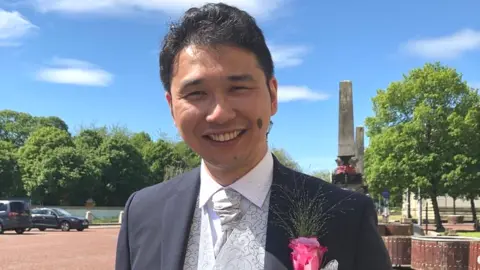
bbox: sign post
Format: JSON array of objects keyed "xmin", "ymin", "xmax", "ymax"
[
  {"xmin": 418, "ymin": 187, "xmax": 422, "ymax": 226},
  {"xmin": 381, "ymin": 190, "xmax": 390, "ymax": 223}
]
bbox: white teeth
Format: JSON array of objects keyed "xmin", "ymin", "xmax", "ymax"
[{"xmin": 208, "ymin": 130, "xmax": 241, "ymax": 142}]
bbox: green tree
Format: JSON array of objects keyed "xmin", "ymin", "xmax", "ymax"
[
  {"xmin": 365, "ymin": 63, "xmax": 477, "ymax": 231},
  {"xmin": 271, "ymin": 148, "xmax": 302, "ymax": 171},
  {"xmin": 95, "ymin": 134, "xmax": 150, "ymax": 206},
  {"xmin": 172, "ymin": 141, "xmax": 201, "ymax": 169},
  {"xmin": 17, "ymin": 126, "xmax": 76, "ymax": 204},
  {"xmin": 144, "ymin": 139, "xmax": 183, "ymax": 184},
  {"xmin": 364, "ymin": 127, "xmax": 413, "ymax": 200},
  {"xmin": 0, "ymin": 110, "xmax": 69, "ymax": 147},
  {"xmin": 36, "ymin": 116, "xmax": 69, "ymax": 132},
  {"xmin": 39, "ymin": 147, "xmax": 95, "ymax": 205},
  {"xmin": 74, "ymin": 128, "xmax": 107, "ymax": 151},
  {"xmin": 311, "ymin": 170, "xmax": 331, "ymax": 182},
  {"xmin": 0, "ymin": 140, "xmax": 24, "ymax": 198},
  {"xmin": 162, "ymin": 141, "xmax": 202, "ymax": 181},
  {"xmin": 445, "ymin": 98, "xmax": 480, "ymax": 223},
  {"xmin": 73, "ymin": 128, "xmax": 108, "ymax": 204},
  {"xmin": 0, "ymin": 110, "xmax": 37, "ymax": 147},
  {"xmin": 130, "ymin": 132, "xmax": 153, "ymax": 153}
]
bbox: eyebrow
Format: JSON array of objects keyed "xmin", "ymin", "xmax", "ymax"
[
  {"xmin": 179, "ymin": 74, "xmax": 255, "ymax": 90},
  {"xmin": 227, "ymin": 74, "xmax": 255, "ymax": 82},
  {"xmin": 180, "ymin": 78, "xmax": 203, "ymax": 90}
]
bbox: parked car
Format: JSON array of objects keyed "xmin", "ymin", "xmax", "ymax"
[
  {"xmin": 0, "ymin": 199, "xmax": 33, "ymax": 234},
  {"xmin": 29, "ymin": 207, "xmax": 89, "ymax": 231}
]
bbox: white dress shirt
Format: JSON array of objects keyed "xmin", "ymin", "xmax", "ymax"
[{"xmin": 198, "ymin": 150, "xmax": 274, "ymax": 247}]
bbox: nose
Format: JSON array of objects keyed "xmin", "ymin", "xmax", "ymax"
[{"xmin": 205, "ymin": 98, "xmax": 236, "ymax": 124}]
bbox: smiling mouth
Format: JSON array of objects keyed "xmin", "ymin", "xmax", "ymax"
[{"xmin": 204, "ymin": 130, "xmax": 247, "ymax": 142}]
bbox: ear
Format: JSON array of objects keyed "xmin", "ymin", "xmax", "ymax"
[
  {"xmin": 165, "ymin": 91, "xmax": 176, "ymax": 123},
  {"xmin": 268, "ymin": 76, "xmax": 278, "ymax": 116}
]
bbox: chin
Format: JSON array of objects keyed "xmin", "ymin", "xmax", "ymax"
[{"xmin": 203, "ymin": 153, "xmax": 244, "ymax": 167}]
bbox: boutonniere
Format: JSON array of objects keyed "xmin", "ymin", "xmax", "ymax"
[
  {"xmin": 289, "ymin": 237, "xmax": 329, "ymax": 270},
  {"xmin": 271, "ymin": 177, "xmax": 357, "ymax": 270}
]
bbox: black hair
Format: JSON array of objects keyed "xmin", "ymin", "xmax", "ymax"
[{"xmin": 159, "ymin": 3, "xmax": 274, "ymax": 92}]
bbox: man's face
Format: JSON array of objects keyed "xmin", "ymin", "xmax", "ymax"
[{"xmin": 166, "ymin": 45, "xmax": 278, "ymax": 171}]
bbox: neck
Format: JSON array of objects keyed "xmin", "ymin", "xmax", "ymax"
[{"xmin": 204, "ymin": 145, "xmax": 268, "ymax": 186}]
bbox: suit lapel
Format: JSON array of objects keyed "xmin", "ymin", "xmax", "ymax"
[
  {"xmin": 266, "ymin": 156, "xmax": 343, "ymax": 270},
  {"xmin": 265, "ymin": 155, "xmax": 296, "ymax": 270},
  {"xmin": 160, "ymin": 168, "xmax": 200, "ymax": 270}
]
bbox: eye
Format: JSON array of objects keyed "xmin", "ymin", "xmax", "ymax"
[
  {"xmin": 184, "ymin": 91, "xmax": 206, "ymax": 99},
  {"xmin": 230, "ymin": 86, "xmax": 250, "ymax": 91}
]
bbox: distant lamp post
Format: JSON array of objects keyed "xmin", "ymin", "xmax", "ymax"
[
  {"xmin": 382, "ymin": 190, "xmax": 390, "ymax": 223},
  {"xmin": 85, "ymin": 198, "xmax": 95, "ymax": 209},
  {"xmin": 417, "ymin": 187, "xmax": 422, "ymax": 226}
]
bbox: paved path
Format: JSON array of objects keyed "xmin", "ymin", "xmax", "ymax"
[
  {"xmin": 0, "ymin": 228, "xmax": 119, "ymax": 270},
  {"xmin": 422, "ymin": 223, "xmax": 476, "ymax": 232}
]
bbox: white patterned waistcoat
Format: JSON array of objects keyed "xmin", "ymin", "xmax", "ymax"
[{"xmin": 183, "ymin": 193, "xmax": 271, "ymax": 270}]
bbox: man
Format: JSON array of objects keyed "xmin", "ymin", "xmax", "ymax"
[{"xmin": 115, "ymin": 3, "xmax": 391, "ymax": 270}]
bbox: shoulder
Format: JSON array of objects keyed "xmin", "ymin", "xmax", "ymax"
[
  {"xmin": 288, "ymin": 170, "xmax": 376, "ymax": 233},
  {"xmin": 126, "ymin": 167, "xmax": 200, "ymax": 210},
  {"xmin": 284, "ymin": 167, "xmax": 373, "ymax": 213}
]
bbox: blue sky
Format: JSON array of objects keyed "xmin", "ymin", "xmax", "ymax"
[{"xmin": 1, "ymin": 0, "xmax": 479, "ymax": 172}]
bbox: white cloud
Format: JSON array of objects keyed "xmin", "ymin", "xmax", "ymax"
[
  {"xmin": 33, "ymin": 0, "xmax": 283, "ymax": 18},
  {"xmin": 269, "ymin": 44, "xmax": 309, "ymax": 68},
  {"xmin": 277, "ymin": 86, "xmax": 329, "ymax": 102},
  {"xmin": 402, "ymin": 29, "xmax": 480, "ymax": 59},
  {"xmin": 36, "ymin": 57, "xmax": 113, "ymax": 87},
  {"xmin": 0, "ymin": 9, "xmax": 37, "ymax": 46}
]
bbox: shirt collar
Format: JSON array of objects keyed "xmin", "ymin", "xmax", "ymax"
[{"xmin": 199, "ymin": 150, "xmax": 274, "ymax": 208}]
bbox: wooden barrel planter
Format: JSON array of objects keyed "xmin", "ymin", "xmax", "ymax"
[
  {"xmin": 383, "ymin": 236, "xmax": 411, "ymax": 266},
  {"xmin": 411, "ymin": 236, "xmax": 477, "ymax": 269},
  {"xmin": 378, "ymin": 223, "xmax": 413, "ymax": 236},
  {"xmin": 448, "ymin": 215, "xmax": 465, "ymax": 224},
  {"xmin": 469, "ymin": 241, "xmax": 480, "ymax": 270},
  {"xmin": 378, "ymin": 223, "xmax": 387, "ymax": 236}
]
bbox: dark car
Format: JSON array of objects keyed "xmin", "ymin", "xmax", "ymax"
[
  {"xmin": 30, "ymin": 207, "xmax": 89, "ymax": 231},
  {"xmin": 0, "ymin": 199, "xmax": 33, "ymax": 234}
]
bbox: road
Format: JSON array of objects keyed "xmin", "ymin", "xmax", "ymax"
[
  {"xmin": 0, "ymin": 227, "xmax": 119, "ymax": 270},
  {"xmin": 1, "ymin": 227, "xmax": 414, "ymax": 269}
]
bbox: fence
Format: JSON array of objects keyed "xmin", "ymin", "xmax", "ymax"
[{"xmin": 402, "ymin": 195, "xmax": 480, "ymax": 221}]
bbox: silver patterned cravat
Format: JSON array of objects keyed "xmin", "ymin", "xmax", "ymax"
[{"xmin": 211, "ymin": 188, "xmax": 242, "ymax": 257}]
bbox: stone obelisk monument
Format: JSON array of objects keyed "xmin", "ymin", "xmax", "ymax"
[
  {"xmin": 338, "ymin": 81, "xmax": 355, "ymax": 158},
  {"xmin": 333, "ymin": 81, "xmax": 366, "ymax": 193},
  {"xmin": 355, "ymin": 126, "xmax": 365, "ymax": 175}
]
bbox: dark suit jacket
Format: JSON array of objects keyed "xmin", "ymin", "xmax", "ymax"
[{"xmin": 115, "ymin": 155, "xmax": 392, "ymax": 270}]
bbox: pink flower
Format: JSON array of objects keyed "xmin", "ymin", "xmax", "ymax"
[{"xmin": 289, "ymin": 237, "xmax": 328, "ymax": 270}]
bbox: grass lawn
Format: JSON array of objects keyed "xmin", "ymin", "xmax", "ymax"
[
  {"xmin": 377, "ymin": 214, "xmax": 403, "ymax": 222},
  {"xmin": 92, "ymin": 217, "xmax": 118, "ymax": 224},
  {"xmin": 457, "ymin": 232, "xmax": 480, "ymax": 238}
]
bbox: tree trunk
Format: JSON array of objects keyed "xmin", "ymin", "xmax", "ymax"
[
  {"xmin": 407, "ymin": 189, "xmax": 412, "ymax": 218},
  {"xmin": 453, "ymin": 197, "xmax": 457, "ymax": 215},
  {"xmin": 470, "ymin": 197, "xmax": 478, "ymax": 229},
  {"xmin": 430, "ymin": 193, "xmax": 445, "ymax": 232}
]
